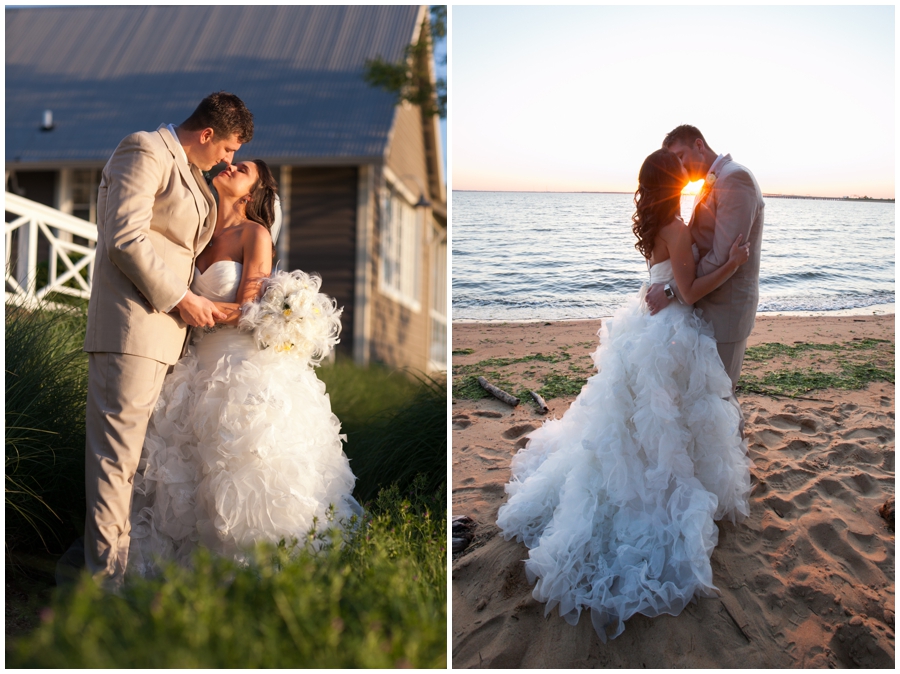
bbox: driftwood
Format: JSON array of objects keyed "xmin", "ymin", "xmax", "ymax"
[
  {"xmin": 452, "ymin": 515, "xmax": 477, "ymax": 554},
  {"xmin": 529, "ymin": 390, "xmax": 549, "ymax": 414},
  {"xmin": 477, "ymin": 376, "xmax": 519, "ymax": 406}
]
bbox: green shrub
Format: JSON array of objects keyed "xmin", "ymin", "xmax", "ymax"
[
  {"xmin": 9, "ymin": 480, "xmax": 447, "ymax": 668},
  {"xmin": 5, "ymin": 301, "xmax": 89, "ymax": 554}
]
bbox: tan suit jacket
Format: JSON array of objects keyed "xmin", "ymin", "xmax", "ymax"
[
  {"xmin": 84, "ymin": 125, "xmax": 217, "ymax": 364},
  {"xmin": 690, "ymin": 155, "xmax": 765, "ymax": 344}
]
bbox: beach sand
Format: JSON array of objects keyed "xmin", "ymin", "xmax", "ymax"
[{"xmin": 451, "ymin": 314, "xmax": 895, "ymax": 668}]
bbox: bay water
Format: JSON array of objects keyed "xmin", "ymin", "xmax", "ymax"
[{"xmin": 452, "ymin": 191, "xmax": 894, "ymax": 321}]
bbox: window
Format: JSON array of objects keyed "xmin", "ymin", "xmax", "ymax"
[
  {"xmin": 379, "ymin": 185, "xmax": 421, "ymax": 311},
  {"xmin": 71, "ymin": 169, "xmax": 99, "ymax": 223},
  {"xmin": 429, "ymin": 228, "xmax": 447, "ymax": 369}
]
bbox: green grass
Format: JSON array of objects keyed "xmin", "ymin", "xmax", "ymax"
[
  {"xmin": 534, "ymin": 373, "xmax": 588, "ymax": 400},
  {"xmin": 5, "ymin": 301, "xmax": 89, "ymax": 554},
  {"xmin": 5, "ymin": 302, "xmax": 447, "ymax": 666},
  {"xmin": 743, "ymin": 339, "xmax": 892, "ymax": 361},
  {"xmin": 319, "ymin": 359, "xmax": 422, "ymax": 436},
  {"xmin": 738, "ymin": 339, "xmax": 894, "ymax": 398},
  {"xmin": 452, "ymin": 339, "xmax": 895, "ymax": 404},
  {"xmin": 738, "ymin": 363, "xmax": 894, "ymax": 398},
  {"xmin": 8, "ymin": 480, "xmax": 446, "ymax": 668},
  {"xmin": 452, "ymin": 351, "xmax": 571, "ymax": 376},
  {"xmin": 452, "ymin": 351, "xmax": 575, "ymax": 402},
  {"xmin": 343, "ymin": 376, "xmax": 446, "ymax": 503}
]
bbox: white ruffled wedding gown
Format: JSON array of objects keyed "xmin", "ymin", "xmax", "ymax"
[
  {"xmin": 496, "ymin": 258, "xmax": 752, "ymax": 641},
  {"xmin": 128, "ymin": 261, "xmax": 361, "ymax": 576}
]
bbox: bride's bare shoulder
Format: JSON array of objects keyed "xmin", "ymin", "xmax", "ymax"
[
  {"xmin": 240, "ymin": 220, "xmax": 273, "ymax": 245},
  {"xmin": 657, "ymin": 215, "xmax": 686, "ymax": 242}
]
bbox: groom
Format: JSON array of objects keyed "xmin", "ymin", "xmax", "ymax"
[
  {"xmin": 83, "ymin": 92, "xmax": 253, "ymax": 588},
  {"xmin": 646, "ymin": 124, "xmax": 765, "ymax": 430}
]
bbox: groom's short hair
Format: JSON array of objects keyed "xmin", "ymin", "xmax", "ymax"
[
  {"xmin": 663, "ymin": 125, "xmax": 709, "ymax": 150},
  {"xmin": 181, "ymin": 91, "xmax": 254, "ymax": 143}
]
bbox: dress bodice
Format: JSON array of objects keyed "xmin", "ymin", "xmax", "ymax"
[
  {"xmin": 648, "ymin": 259, "xmax": 675, "ymax": 285},
  {"xmin": 648, "ymin": 244, "xmax": 699, "ymax": 286},
  {"xmin": 191, "ymin": 260, "xmax": 243, "ymax": 302},
  {"xmin": 189, "ymin": 260, "xmax": 252, "ymax": 369}
]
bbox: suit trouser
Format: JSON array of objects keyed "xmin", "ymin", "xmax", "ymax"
[
  {"xmin": 84, "ymin": 351, "xmax": 169, "ymax": 587},
  {"xmin": 716, "ymin": 338, "xmax": 748, "ymax": 436}
]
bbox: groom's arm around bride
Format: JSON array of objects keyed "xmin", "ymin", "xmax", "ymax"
[{"xmin": 82, "ymin": 92, "xmax": 253, "ymax": 589}]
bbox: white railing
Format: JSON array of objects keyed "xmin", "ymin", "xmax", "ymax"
[{"xmin": 5, "ymin": 192, "xmax": 98, "ymax": 308}]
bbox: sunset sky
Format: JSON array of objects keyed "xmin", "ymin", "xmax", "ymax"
[{"xmin": 451, "ymin": 5, "xmax": 895, "ymax": 198}]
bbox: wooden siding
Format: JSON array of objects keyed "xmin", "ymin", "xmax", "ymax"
[
  {"xmin": 286, "ymin": 167, "xmax": 358, "ymax": 357},
  {"xmin": 371, "ymin": 101, "xmax": 437, "ymax": 373},
  {"xmin": 385, "ymin": 102, "xmax": 432, "ymax": 202}
]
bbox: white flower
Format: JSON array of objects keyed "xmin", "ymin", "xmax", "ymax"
[
  {"xmin": 705, "ymin": 172, "xmax": 717, "ymax": 188},
  {"xmin": 238, "ymin": 269, "xmax": 342, "ymax": 366}
]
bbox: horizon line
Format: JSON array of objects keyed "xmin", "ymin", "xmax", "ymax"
[{"xmin": 452, "ymin": 189, "xmax": 895, "ymax": 201}]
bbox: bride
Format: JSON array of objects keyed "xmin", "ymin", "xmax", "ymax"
[
  {"xmin": 496, "ymin": 148, "xmax": 753, "ymax": 641},
  {"xmin": 128, "ymin": 159, "xmax": 360, "ymax": 576}
]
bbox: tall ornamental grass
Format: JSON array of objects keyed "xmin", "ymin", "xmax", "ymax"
[
  {"xmin": 344, "ymin": 375, "xmax": 447, "ymax": 504},
  {"xmin": 5, "ymin": 301, "xmax": 89, "ymax": 553},
  {"xmin": 9, "ymin": 479, "xmax": 447, "ymax": 668},
  {"xmin": 318, "ymin": 358, "xmax": 422, "ymax": 434}
]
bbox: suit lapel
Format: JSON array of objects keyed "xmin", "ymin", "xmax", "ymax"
[
  {"xmin": 156, "ymin": 125, "xmax": 209, "ymax": 246},
  {"xmin": 192, "ymin": 165, "xmax": 217, "ymax": 251},
  {"xmin": 688, "ymin": 187, "xmax": 710, "ymax": 228}
]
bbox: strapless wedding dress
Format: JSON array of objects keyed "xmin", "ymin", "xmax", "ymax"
[
  {"xmin": 496, "ymin": 258, "xmax": 752, "ymax": 641},
  {"xmin": 128, "ymin": 261, "xmax": 361, "ymax": 575}
]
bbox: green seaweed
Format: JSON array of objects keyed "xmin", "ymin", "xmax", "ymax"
[
  {"xmin": 744, "ymin": 339, "xmax": 892, "ymax": 362},
  {"xmin": 452, "ymin": 351, "xmax": 570, "ymax": 377}
]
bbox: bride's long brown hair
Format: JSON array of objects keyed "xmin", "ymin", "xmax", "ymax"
[
  {"xmin": 244, "ymin": 159, "xmax": 279, "ymax": 233},
  {"xmin": 632, "ymin": 149, "xmax": 686, "ymax": 260}
]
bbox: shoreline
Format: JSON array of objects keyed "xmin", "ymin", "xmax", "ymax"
[{"xmin": 452, "ymin": 303, "xmax": 895, "ymax": 325}]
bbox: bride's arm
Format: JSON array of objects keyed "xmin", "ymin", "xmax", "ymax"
[
  {"xmin": 214, "ymin": 224, "xmax": 274, "ymax": 325},
  {"xmin": 664, "ymin": 220, "xmax": 749, "ymax": 305}
]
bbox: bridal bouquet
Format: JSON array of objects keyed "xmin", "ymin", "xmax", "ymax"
[{"xmin": 239, "ymin": 269, "xmax": 342, "ymax": 366}]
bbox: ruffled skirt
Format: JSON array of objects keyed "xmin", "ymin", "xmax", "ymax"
[
  {"xmin": 128, "ymin": 327, "xmax": 360, "ymax": 576},
  {"xmin": 496, "ymin": 291, "xmax": 751, "ymax": 640}
]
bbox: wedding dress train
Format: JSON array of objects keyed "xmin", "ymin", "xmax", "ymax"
[
  {"xmin": 496, "ymin": 258, "xmax": 752, "ymax": 640},
  {"xmin": 128, "ymin": 261, "xmax": 360, "ymax": 575}
]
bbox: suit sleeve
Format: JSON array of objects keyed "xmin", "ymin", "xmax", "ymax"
[
  {"xmin": 101, "ymin": 134, "xmax": 188, "ymax": 312},
  {"xmin": 696, "ymin": 170, "xmax": 759, "ymax": 277}
]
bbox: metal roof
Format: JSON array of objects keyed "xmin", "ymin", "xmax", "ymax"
[{"xmin": 6, "ymin": 5, "xmax": 423, "ymax": 166}]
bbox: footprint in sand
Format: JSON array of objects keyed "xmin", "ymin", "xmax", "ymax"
[
  {"xmin": 843, "ymin": 426, "xmax": 893, "ymax": 443},
  {"xmin": 474, "ymin": 410, "xmax": 503, "ymax": 418},
  {"xmin": 808, "ymin": 520, "xmax": 881, "ymax": 585},
  {"xmin": 766, "ymin": 467, "xmax": 817, "ymax": 492},
  {"xmin": 831, "ymin": 617, "xmax": 894, "ymax": 668},
  {"xmin": 782, "ymin": 438, "xmax": 814, "ymax": 453},
  {"xmin": 502, "ymin": 423, "xmax": 536, "ymax": 440},
  {"xmin": 513, "ymin": 436, "xmax": 531, "ymax": 450},
  {"xmin": 825, "ymin": 442, "xmax": 881, "ymax": 466},
  {"xmin": 763, "ymin": 495, "xmax": 794, "ymax": 519},
  {"xmin": 845, "ymin": 472, "xmax": 878, "ymax": 496},
  {"xmin": 769, "ymin": 413, "xmax": 822, "ymax": 435},
  {"xmin": 453, "ymin": 414, "xmax": 473, "ymax": 430}
]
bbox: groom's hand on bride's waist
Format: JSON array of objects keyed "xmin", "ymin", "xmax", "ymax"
[
  {"xmin": 645, "ymin": 283, "xmax": 672, "ymax": 316},
  {"xmin": 175, "ymin": 291, "xmax": 228, "ymax": 328}
]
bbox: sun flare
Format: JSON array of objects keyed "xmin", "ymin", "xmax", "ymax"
[{"xmin": 682, "ymin": 179, "xmax": 705, "ymax": 196}]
